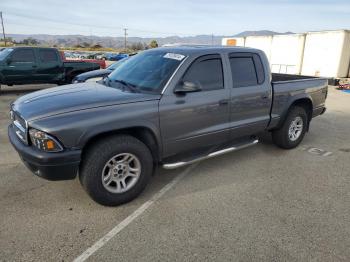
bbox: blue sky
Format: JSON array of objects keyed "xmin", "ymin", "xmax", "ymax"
[{"xmin": 2, "ymin": 0, "xmax": 350, "ymax": 37}]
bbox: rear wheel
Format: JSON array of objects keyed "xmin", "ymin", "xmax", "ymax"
[
  {"xmin": 272, "ymin": 106, "xmax": 308, "ymax": 149},
  {"xmin": 79, "ymin": 135, "xmax": 153, "ymax": 206}
]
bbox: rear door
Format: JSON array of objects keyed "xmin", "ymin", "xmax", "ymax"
[
  {"xmin": 228, "ymin": 52, "xmax": 272, "ymax": 139},
  {"xmin": 159, "ymin": 54, "xmax": 231, "ymax": 157},
  {"xmin": 3, "ymin": 48, "xmax": 37, "ymax": 84},
  {"xmin": 36, "ymin": 49, "xmax": 64, "ymax": 83}
]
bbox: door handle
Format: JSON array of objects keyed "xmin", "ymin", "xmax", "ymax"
[
  {"xmin": 218, "ymin": 99, "xmax": 229, "ymax": 105},
  {"xmin": 261, "ymin": 94, "xmax": 269, "ymax": 99},
  {"xmin": 32, "ymin": 65, "xmax": 37, "ymax": 68}
]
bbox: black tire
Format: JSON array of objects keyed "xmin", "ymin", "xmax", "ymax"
[
  {"xmin": 79, "ymin": 135, "xmax": 153, "ymax": 206},
  {"xmin": 272, "ymin": 106, "xmax": 308, "ymax": 149}
]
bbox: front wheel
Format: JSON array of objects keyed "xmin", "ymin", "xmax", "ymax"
[
  {"xmin": 79, "ymin": 135, "xmax": 153, "ymax": 206},
  {"xmin": 272, "ymin": 106, "xmax": 308, "ymax": 149}
]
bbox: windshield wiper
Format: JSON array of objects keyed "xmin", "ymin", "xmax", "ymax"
[{"xmin": 113, "ymin": 79, "xmax": 140, "ymax": 93}]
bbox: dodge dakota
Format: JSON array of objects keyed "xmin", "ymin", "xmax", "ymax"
[{"xmin": 8, "ymin": 46, "xmax": 328, "ymax": 206}]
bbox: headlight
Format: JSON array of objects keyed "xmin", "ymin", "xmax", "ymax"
[{"xmin": 29, "ymin": 128, "xmax": 64, "ymax": 152}]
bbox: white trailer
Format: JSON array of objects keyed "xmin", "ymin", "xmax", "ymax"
[
  {"xmin": 221, "ymin": 30, "xmax": 350, "ymax": 78},
  {"xmin": 269, "ymin": 34, "xmax": 306, "ymax": 75},
  {"xmin": 221, "ymin": 37, "xmax": 245, "ymax": 46},
  {"xmin": 301, "ymin": 30, "xmax": 350, "ymax": 78},
  {"xmin": 244, "ymin": 35, "xmax": 273, "ymax": 61}
]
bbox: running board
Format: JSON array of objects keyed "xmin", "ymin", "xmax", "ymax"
[{"xmin": 163, "ymin": 139, "xmax": 259, "ymax": 169}]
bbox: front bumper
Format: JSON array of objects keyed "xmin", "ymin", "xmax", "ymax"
[{"xmin": 8, "ymin": 125, "xmax": 81, "ymax": 181}]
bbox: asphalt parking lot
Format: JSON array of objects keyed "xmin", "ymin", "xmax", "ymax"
[{"xmin": 0, "ymin": 85, "xmax": 349, "ymax": 262}]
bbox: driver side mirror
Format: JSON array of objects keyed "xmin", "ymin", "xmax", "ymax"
[
  {"xmin": 6, "ymin": 58, "xmax": 11, "ymax": 65},
  {"xmin": 174, "ymin": 81, "xmax": 201, "ymax": 94}
]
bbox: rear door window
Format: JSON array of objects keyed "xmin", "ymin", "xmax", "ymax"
[
  {"xmin": 182, "ymin": 54, "xmax": 224, "ymax": 91},
  {"xmin": 229, "ymin": 53, "xmax": 265, "ymax": 87},
  {"xmin": 11, "ymin": 49, "xmax": 35, "ymax": 63},
  {"xmin": 252, "ymin": 54, "xmax": 265, "ymax": 84},
  {"xmin": 39, "ymin": 49, "xmax": 58, "ymax": 63}
]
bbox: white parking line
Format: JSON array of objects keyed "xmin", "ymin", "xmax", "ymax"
[{"xmin": 73, "ymin": 164, "xmax": 198, "ymax": 262}]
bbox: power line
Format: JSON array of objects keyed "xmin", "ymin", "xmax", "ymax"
[
  {"xmin": 5, "ymin": 11, "xmax": 189, "ymax": 36},
  {"xmin": 6, "ymin": 21, "xmax": 91, "ymax": 33}
]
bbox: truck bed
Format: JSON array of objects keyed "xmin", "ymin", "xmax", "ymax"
[
  {"xmin": 271, "ymin": 73, "xmax": 319, "ymax": 82},
  {"xmin": 269, "ymin": 73, "xmax": 328, "ymax": 129}
]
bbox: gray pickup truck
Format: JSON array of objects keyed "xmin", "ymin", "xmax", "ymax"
[{"xmin": 8, "ymin": 46, "xmax": 328, "ymax": 206}]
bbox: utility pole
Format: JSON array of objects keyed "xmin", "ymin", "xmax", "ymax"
[
  {"xmin": 211, "ymin": 33, "xmax": 214, "ymax": 45},
  {"xmin": 123, "ymin": 28, "xmax": 128, "ymax": 50},
  {"xmin": 0, "ymin": 12, "xmax": 6, "ymax": 47},
  {"xmin": 89, "ymin": 27, "xmax": 93, "ymax": 46}
]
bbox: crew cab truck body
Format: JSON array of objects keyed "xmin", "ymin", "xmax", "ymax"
[
  {"xmin": 8, "ymin": 46, "xmax": 328, "ymax": 206},
  {"xmin": 0, "ymin": 47, "xmax": 100, "ymax": 88}
]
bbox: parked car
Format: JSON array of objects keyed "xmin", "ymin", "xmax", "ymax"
[
  {"xmin": 101, "ymin": 52, "xmax": 129, "ymax": 61},
  {"xmin": 0, "ymin": 47, "xmax": 101, "ymax": 88},
  {"xmin": 100, "ymin": 52, "xmax": 118, "ymax": 60},
  {"xmin": 8, "ymin": 46, "xmax": 327, "ymax": 206},
  {"xmin": 63, "ymin": 51, "xmax": 75, "ymax": 58},
  {"xmin": 72, "ymin": 57, "xmax": 128, "ymax": 83},
  {"xmin": 110, "ymin": 53, "xmax": 129, "ymax": 61},
  {"xmin": 95, "ymin": 53, "xmax": 106, "ymax": 60},
  {"xmin": 86, "ymin": 52, "xmax": 103, "ymax": 59}
]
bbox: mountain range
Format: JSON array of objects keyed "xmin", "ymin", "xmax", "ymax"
[{"xmin": 6, "ymin": 30, "xmax": 293, "ymax": 48}]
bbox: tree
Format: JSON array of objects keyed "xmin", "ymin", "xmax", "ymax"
[
  {"xmin": 82, "ymin": 42, "xmax": 90, "ymax": 48},
  {"xmin": 21, "ymin": 37, "xmax": 39, "ymax": 45},
  {"xmin": 92, "ymin": 44, "xmax": 103, "ymax": 49},
  {"xmin": 130, "ymin": 42, "xmax": 144, "ymax": 51},
  {"xmin": 0, "ymin": 37, "xmax": 13, "ymax": 43},
  {"xmin": 149, "ymin": 40, "xmax": 158, "ymax": 48}
]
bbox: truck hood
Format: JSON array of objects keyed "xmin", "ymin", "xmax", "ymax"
[{"xmin": 12, "ymin": 82, "xmax": 161, "ymax": 121}]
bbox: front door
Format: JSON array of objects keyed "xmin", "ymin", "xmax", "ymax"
[
  {"xmin": 3, "ymin": 49, "xmax": 37, "ymax": 84},
  {"xmin": 159, "ymin": 54, "xmax": 231, "ymax": 158}
]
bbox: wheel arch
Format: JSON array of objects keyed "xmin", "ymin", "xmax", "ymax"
[
  {"xmin": 80, "ymin": 126, "xmax": 161, "ymax": 164},
  {"xmin": 277, "ymin": 97, "xmax": 313, "ymax": 130}
]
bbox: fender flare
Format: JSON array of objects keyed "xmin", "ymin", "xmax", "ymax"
[
  {"xmin": 276, "ymin": 94, "xmax": 314, "ymax": 130},
  {"xmin": 77, "ymin": 121, "xmax": 163, "ymax": 161}
]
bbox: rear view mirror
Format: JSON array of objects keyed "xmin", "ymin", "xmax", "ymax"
[{"xmin": 174, "ymin": 81, "xmax": 201, "ymax": 94}]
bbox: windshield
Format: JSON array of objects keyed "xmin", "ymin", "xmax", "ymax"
[
  {"xmin": 107, "ymin": 57, "xmax": 128, "ymax": 70},
  {"xmin": 0, "ymin": 48, "xmax": 13, "ymax": 60},
  {"xmin": 107, "ymin": 50, "xmax": 186, "ymax": 93}
]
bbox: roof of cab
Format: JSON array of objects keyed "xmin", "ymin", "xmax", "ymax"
[
  {"xmin": 6, "ymin": 46, "xmax": 57, "ymax": 50},
  {"xmin": 148, "ymin": 45, "xmax": 261, "ymax": 56}
]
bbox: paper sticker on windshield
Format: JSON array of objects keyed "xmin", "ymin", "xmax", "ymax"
[{"xmin": 163, "ymin": 53, "xmax": 185, "ymax": 61}]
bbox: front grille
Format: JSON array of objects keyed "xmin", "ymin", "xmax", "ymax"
[{"xmin": 11, "ymin": 111, "xmax": 28, "ymax": 144}]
